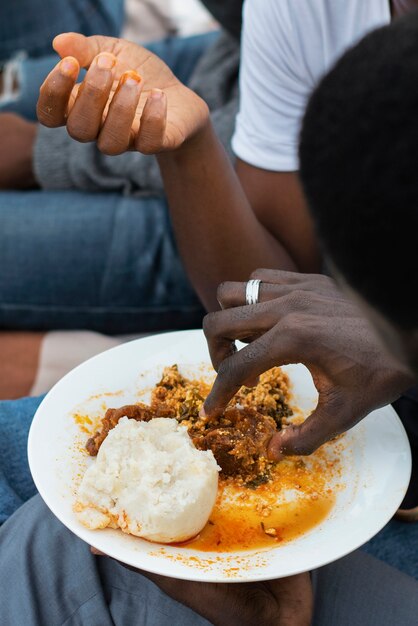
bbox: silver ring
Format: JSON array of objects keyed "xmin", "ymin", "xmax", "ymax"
[{"xmin": 245, "ymin": 279, "xmax": 261, "ymax": 305}]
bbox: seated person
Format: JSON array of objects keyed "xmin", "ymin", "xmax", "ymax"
[
  {"xmin": 32, "ymin": 0, "xmax": 418, "ymax": 517},
  {"xmin": 0, "ymin": 0, "xmax": 241, "ymax": 398},
  {"xmin": 1, "ymin": 11, "xmax": 418, "ymax": 626},
  {"xmin": 0, "ymin": 0, "xmax": 242, "ymax": 335}
]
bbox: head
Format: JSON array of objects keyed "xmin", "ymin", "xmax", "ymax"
[{"xmin": 299, "ymin": 13, "xmax": 418, "ymax": 375}]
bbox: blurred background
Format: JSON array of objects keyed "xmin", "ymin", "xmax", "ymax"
[{"xmin": 124, "ymin": 0, "xmax": 217, "ymax": 42}]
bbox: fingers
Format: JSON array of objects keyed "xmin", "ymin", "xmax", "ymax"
[
  {"xmin": 38, "ymin": 51, "xmax": 166, "ymax": 154},
  {"xmin": 53, "ymin": 33, "xmax": 104, "ymax": 68},
  {"xmin": 203, "ymin": 327, "xmax": 294, "ymax": 417},
  {"xmin": 268, "ymin": 420, "xmax": 328, "ymax": 461},
  {"xmin": 203, "ymin": 302, "xmax": 276, "ymax": 370},
  {"xmin": 38, "ymin": 33, "xmax": 170, "ymax": 154},
  {"xmin": 66, "ymin": 53, "xmax": 116, "ymax": 142},
  {"xmin": 37, "ymin": 57, "xmax": 80, "ymax": 127},
  {"xmin": 216, "ymin": 272, "xmax": 340, "ymax": 312},
  {"xmin": 98, "ymin": 71, "xmax": 143, "ymax": 155},
  {"xmin": 250, "ymin": 268, "xmax": 302, "ymax": 284},
  {"xmin": 216, "ymin": 280, "xmax": 294, "ymax": 309},
  {"xmin": 216, "ymin": 273, "xmax": 325, "ymax": 310},
  {"xmin": 250, "ymin": 269, "xmax": 342, "ymax": 301},
  {"xmin": 135, "ymin": 89, "xmax": 168, "ymax": 154},
  {"xmin": 267, "ymin": 392, "xmax": 355, "ymax": 459},
  {"xmin": 38, "ymin": 32, "xmax": 110, "ymax": 128}
]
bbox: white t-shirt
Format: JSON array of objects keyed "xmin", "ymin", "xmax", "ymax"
[{"xmin": 232, "ymin": 0, "xmax": 391, "ymax": 171}]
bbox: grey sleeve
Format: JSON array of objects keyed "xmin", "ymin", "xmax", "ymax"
[
  {"xmin": 33, "ymin": 126, "xmax": 164, "ymax": 196},
  {"xmin": 33, "ymin": 100, "xmax": 239, "ymax": 196},
  {"xmin": 33, "ymin": 100, "xmax": 238, "ymax": 196}
]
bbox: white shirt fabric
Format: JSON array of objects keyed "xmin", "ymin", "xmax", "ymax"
[{"xmin": 232, "ymin": 0, "xmax": 391, "ymax": 171}]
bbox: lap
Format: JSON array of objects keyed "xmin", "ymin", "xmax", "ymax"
[
  {"xmin": 0, "ymin": 190, "xmax": 203, "ymax": 333},
  {"xmin": 312, "ymin": 550, "xmax": 418, "ymax": 626},
  {"xmin": 1, "ymin": 494, "xmax": 418, "ymax": 626},
  {"xmin": 0, "ymin": 495, "xmax": 211, "ymax": 626}
]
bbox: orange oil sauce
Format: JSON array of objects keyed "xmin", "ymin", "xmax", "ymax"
[
  {"xmin": 174, "ymin": 456, "xmax": 337, "ymax": 553},
  {"xmin": 73, "ymin": 413, "xmax": 93, "ymax": 434}
]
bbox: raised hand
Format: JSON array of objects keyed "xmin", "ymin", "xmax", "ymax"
[
  {"xmin": 37, "ymin": 33, "xmax": 209, "ymax": 155},
  {"xmin": 203, "ymin": 269, "xmax": 413, "ymax": 458}
]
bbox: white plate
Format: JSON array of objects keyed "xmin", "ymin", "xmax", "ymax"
[{"xmin": 28, "ymin": 329, "xmax": 411, "ymax": 582}]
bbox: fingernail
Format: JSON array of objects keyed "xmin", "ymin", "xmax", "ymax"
[
  {"xmin": 96, "ymin": 53, "xmax": 116, "ymax": 70},
  {"xmin": 120, "ymin": 70, "xmax": 142, "ymax": 87},
  {"xmin": 151, "ymin": 88, "xmax": 163, "ymax": 100},
  {"xmin": 199, "ymin": 406, "xmax": 207, "ymax": 418},
  {"xmin": 60, "ymin": 57, "xmax": 78, "ymax": 77}
]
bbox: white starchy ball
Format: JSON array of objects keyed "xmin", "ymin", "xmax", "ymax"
[{"xmin": 75, "ymin": 417, "xmax": 219, "ymax": 543}]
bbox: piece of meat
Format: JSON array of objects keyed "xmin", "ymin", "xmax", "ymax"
[
  {"xmin": 193, "ymin": 407, "xmax": 277, "ymax": 478},
  {"xmin": 86, "ymin": 403, "xmax": 155, "ymax": 456},
  {"xmin": 86, "ymin": 402, "xmax": 278, "ymax": 479}
]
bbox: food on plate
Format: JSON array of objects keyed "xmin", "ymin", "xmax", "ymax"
[
  {"xmin": 152, "ymin": 364, "xmax": 292, "ymax": 426},
  {"xmin": 85, "ymin": 402, "xmax": 154, "ymax": 456},
  {"xmin": 86, "ymin": 365, "xmax": 292, "ymax": 481},
  {"xmin": 75, "ymin": 417, "xmax": 219, "ymax": 543},
  {"xmin": 74, "ymin": 364, "xmax": 339, "ymax": 552},
  {"xmin": 192, "ymin": 406, "xmax": 276, "ymax": 478}
]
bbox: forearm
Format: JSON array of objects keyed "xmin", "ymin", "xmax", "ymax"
[{"xmin": 157, "ymin": 122, "xmax": 296, "ymax": 311}]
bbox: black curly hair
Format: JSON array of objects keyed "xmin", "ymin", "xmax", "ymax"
[{"xmin": 299, "ymin": 13, "xmax": 418, "ymax": 330}]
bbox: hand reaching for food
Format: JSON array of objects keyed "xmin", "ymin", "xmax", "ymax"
[
  {"xmin": 36, "ymin": 33, "xmax": 209, "ymax": 155},
  {"xmin": 202, "ymin": 269, "xmax": 413, "ymax": 458}
]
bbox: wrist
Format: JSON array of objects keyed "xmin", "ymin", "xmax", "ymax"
[{"xmin": 157, "ymin": 120, "xmax": 217, "ymax": 165}]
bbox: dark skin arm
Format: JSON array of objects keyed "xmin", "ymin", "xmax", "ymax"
[
  {"xmin": 36, "ymin": 34, "xmax": 317, "ymax": 312},
  {"xmin": 235, "ymin": 161, "xmax": 320, "ymax": 274},
  {"xmin": 156, "ymin": 127, "xmax": 299, "ymax": 310},
  {"xmin": 202, "ymin": 269, "xmax": 414, "ymax": 457},
  {"xmin": 0, "ymin": 113, "xmax": 38, "ymax": 189},
  {"xmin": 26, "ymin": 1, "xmax": 418, "ymax": 304}
]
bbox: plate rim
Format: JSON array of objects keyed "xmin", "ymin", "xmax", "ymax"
[{"xmin": 27, "ymin": 329, "xmax": 412, "ymax": 582}]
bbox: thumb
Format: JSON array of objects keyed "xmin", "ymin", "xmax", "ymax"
[
  {"xmin": 53, "ymin": 33, "xmax": 103, "ymax": 68},
  {"xmin": 268, "ymin": 405, "xmax": 339, "ymax": 459}
]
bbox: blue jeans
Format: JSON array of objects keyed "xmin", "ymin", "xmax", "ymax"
[
  {"xmin": 0, "ymin": 0, "xmax": 124, "ymax": 63},
  {"xmin": 0, "ymin": 34, "xmax": 219, "ymax": 332}
]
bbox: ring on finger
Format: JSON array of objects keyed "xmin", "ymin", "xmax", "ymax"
[{"xmin": 245, "ymin": 279, "xmax": 262, "ymax": 305}]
